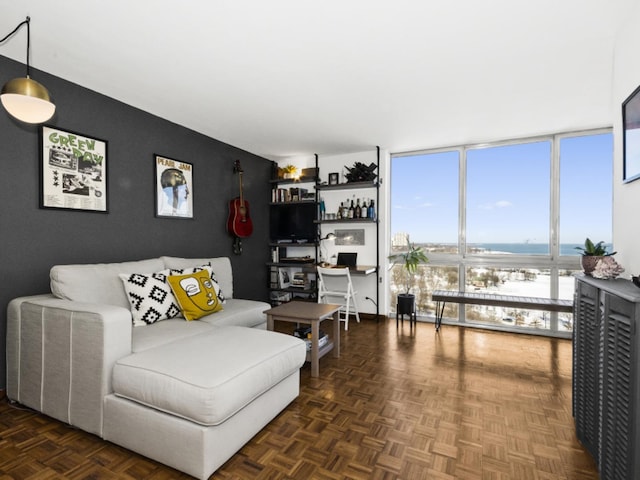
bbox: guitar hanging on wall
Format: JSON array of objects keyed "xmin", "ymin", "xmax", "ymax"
[{"xmin": 227, "ymin": 160, "xmax": 253, "ymax": 254}]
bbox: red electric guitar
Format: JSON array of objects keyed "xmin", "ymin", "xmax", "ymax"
[{"xmin": 227, "ymin": 160, "xmax": 253, "ymax": 240}]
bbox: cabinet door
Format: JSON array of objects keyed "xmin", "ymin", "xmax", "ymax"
[
  {"xmin": 573, "ymin": 279, "xmax": 601, "ymax": 462},
  {"xmin": 600, "ymin": 292, "xmax": 636, "ymax": 480}
]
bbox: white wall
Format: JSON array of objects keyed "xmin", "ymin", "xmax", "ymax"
[{"xmin": 613, "ymin": 1, "xmax": 640, "ymax": 276}]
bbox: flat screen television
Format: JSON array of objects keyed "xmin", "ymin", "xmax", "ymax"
[{"xmin": 270, "ymin": 203, "xmax": 317, "ymax": 243}]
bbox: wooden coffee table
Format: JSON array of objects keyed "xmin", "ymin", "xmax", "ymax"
[{"xmin": 264, "ymin": 301, "xmax": 341, "ymax": 377}]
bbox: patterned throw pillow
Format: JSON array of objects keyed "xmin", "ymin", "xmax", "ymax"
[
  {"xmin": 167, "ymin": 267, "xmax": 223, "ymax": 321},
  {"xmin": 169, "ymin": 263, "xmax": 226, "ymax": 304},
  {"xmin": 119, "ymin": 269, "xmax": 181, "ymax": 327}
]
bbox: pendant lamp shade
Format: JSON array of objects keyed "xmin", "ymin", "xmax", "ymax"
[
  {"xmin": 1, "ymin": 16, "xmax": 55, "ymax": 124},
  {"xmin": 1, "ymin": 76, "xmax": 55, "ymax": 123}
]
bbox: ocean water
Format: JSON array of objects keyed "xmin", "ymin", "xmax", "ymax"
[{"xmin": 470, "ymin": 243, "xmax": 614, "ymax": 256}]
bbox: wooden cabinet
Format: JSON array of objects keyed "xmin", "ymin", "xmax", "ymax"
[{"xmin": 574, "ymin": 275, "xmax": 640, "ymax": 479}]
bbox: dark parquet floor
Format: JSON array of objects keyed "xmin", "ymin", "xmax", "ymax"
[{"xmin": 0, "ymin": 318, "xmax": 598, "ymax": 479}]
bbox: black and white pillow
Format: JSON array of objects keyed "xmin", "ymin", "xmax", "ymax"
[{"xmin": 119, "ymin": 270, "xmax": 181, "ymax": 327}]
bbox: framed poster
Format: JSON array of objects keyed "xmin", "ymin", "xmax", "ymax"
[
  {"xmin": 155, "ymin": 154, "xmax": 193, "ymax": 218},
  {"xmin": 278, "ymin": 268, "xmax": 291, "ymax": 288},
  {"xmin": 335, "ymin": 228, "xmax": 365, "ymax": 245},
  {"xmin": 40, "ymin": 126, "xmax": 108, "ymax": 212},
  {"xmin": 623, "ymin": 84, "xmax": 640, "ymax": 183}
]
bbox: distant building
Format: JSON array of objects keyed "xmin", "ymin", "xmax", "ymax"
[{"xmin": 392, "ymin": 232, "xmax": 409, "ymax": 248}]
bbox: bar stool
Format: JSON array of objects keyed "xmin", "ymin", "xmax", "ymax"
[{"xmin": 317, "ymin": 266, "xmax": 360, "ymax": 330}]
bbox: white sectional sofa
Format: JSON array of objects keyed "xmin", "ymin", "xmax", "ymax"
[{"xmin": 6, "ymin": 256, "xmax": 306, "ymax": 479}]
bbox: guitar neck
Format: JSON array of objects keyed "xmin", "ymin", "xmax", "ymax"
[{"xmin": 238, "ymin": 171, "xmax": 244, "ymax": 206}]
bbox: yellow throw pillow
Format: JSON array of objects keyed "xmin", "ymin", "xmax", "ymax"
[{"xmin": 167, "ymin": 267, "xmax": 223, "ymax": 321}]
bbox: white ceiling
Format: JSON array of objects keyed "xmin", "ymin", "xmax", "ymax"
[{"xmin": 0, "ymin": 0, "xmax": 636, "ymax": 159}]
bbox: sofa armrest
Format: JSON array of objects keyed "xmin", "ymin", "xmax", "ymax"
[{"xmin": 7, "ymin": 295, "xmax": 133, "ymax": 437}]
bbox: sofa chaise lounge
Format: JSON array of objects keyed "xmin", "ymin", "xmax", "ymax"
[{"xmin": 6, "ymin": 256, "xmax": 306, "ymax": 479}]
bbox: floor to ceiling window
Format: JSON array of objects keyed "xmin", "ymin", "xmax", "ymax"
[{"xmin": 390, "ymin": 129, "xmax": 613, "ymax": 337}]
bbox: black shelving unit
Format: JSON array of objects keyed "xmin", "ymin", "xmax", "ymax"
[{"xmin": 267, "ymin": 159, "xmax": 319, "ymax": 306}]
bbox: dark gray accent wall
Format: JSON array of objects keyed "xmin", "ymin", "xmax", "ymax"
[{"xmin": 0, "ymin": 55, "xmax": 271, "ymax": 389}]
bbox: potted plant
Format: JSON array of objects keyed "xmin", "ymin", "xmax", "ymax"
[
  {"xmin": 281, "ymin": 164, "xmax": 298, "ymax": 179},
  {"xmin": 388, "ymin": 238, "xmax": 429, "ymax": 315},
  {"xmin": 575, "ymin": 237, "xmax": 616, "ymax": 275}
]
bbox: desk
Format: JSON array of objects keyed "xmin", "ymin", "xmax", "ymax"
[
  {"xmin": 264, "ymin": 301, "xmax": 341, "ymax": 377},
  {"xmin": 320, "ymin": 264, "xmax": 376, "ymax": 275}
]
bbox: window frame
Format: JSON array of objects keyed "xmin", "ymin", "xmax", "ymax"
[{"xmin": 390, "ymin": 127, "xmax": 613, "ymax": 337}]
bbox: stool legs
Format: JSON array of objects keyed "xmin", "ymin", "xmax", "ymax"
[{"xmin": 396, "ymin": 304, "xmax": 416, "ymax": 327}]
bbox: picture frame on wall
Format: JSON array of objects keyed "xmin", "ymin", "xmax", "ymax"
[
  {"xmin": 335, "ymin": 228, "xmax": 365, "ymax": 246},
  {"xmin": 155, "ymin": 154, "xmax": 194, "ymax": 219},
  {"xmin": 328, "ymin": 172, "xmax": 339, "ymax": 185},
  {"xmin": 623, "ymin": 84, "xmax": 640, "ymax": 183},
  {"xmin": 278, "ymin": 268, "xmax": 291, "ymax": 288},
  {"xmin": 40, "ymin": 126, "xmax": 108, "ymax": 212}
]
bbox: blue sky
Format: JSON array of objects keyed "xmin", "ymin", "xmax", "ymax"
[{"xmin": 391, "ymin": 133, "xmax": 613, "ymax": 245}]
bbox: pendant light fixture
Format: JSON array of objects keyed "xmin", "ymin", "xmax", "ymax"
[{"xmin": 1, "ymin": 16, "xmax": 55, "ymax": 124}]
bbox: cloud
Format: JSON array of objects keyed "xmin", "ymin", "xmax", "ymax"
[
  {"xmin": 394, "ymin": 202, "xmax": 434, "ymax": 210},
  {"xmin": 478, "ymin": 200, "xmax": 513, "ymax": 210}
]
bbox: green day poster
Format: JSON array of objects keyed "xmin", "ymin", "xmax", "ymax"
[
  {"xmin": 40, "ymin": 126, "xmax": 108, "ymax": 212},
  {"xmin": 154, "ymin": 155, "xmax": 193, "ymax": 218}
]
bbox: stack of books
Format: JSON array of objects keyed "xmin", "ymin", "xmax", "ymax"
[{"xmin": 293, "ymin": 326, "xmax": 329, "ymax": 351}]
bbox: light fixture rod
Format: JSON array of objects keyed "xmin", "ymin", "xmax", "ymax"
[
  {"xmin": 0, "ymin": 17, "xmax": 30, "ymax": 78},
  {"xmin": 0, "ymin": 17, "xmax": 29, "ymax": 42},
  {"xmin": 26, "ymin": 16, "xmax": 31, "ymax": 77}
]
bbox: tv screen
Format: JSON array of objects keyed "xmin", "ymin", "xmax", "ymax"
[{"xmin": 270, "ymin": 203, "xmax": 317, "ymax": 242}]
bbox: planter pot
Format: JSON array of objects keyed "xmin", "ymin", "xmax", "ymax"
[
  {"xmin": 397, "ymin": 293, "xmax": 415, "ymax": 315},
  {"xmin": 581, "ymin": 256, "xmax": 601, "ymax": 276}
]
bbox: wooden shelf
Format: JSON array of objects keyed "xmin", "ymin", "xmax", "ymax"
[
  {"xmin": 269, "ymin": 286, "xmax": 316, "ymax": 294},
  {"xmin": 316, "ymin": 181, "xmax": 377, "ymax": 191},
  {"xmin": 269, "ymin": 200, "xmax": 316, "ymax": 206},
  {"xmin": 267, "ymin": 262, "xmax": 316, "ymax": 270},
  {"xmin": 305, "ymin": 340, "xmax": 334, "ymax": 363},
  {"xmin": 269, "ymin": 176, "xmax": 318, "ymax": 185},
  {"xmin": 315, "ymin": 218, "xmax": 377, "ymax": 224},
  {"xmin": 269, "ymin": 242, "xmax": 316, "ymax": 248}
]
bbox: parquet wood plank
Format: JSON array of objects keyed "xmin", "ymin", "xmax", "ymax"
[{"xmin": 0, "ymin": 320, "xmax": 599, "ymax": 479}]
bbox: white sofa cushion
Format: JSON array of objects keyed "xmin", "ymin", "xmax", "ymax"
[
  {"xmin": 161, "ymin": 256, "xmax": 233, "ymax": 299},
  {"xmin": 131, "ymin": 299, "xmax": 269, "ymax": 352},
  {"xmin": 131, "ymin": 318, "xmax": 213, "ymax": 352},
  {"xmin": 199, "ymin": 299, "xmax": 269, "ymax": 329},
  {"xmin": 51, "ymin": 258, "xmax": 165, "ymax": 309},
  {"xmin": 112, "ymin": 326, "xmax": 306, "ymax": 426}
]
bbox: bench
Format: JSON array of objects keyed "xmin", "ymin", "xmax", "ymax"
[{"xmin": 431, "ymin": 290, "xmax": 574, "ymax": 331}]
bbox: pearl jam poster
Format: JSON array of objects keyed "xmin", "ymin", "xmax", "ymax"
[
  {"xmin": 154, "ymin": 154, "xmax": 193, "ymax": 219},
  {"xmin": 40, "ymin": 126, "xmax": 108, "ymax": 212}
]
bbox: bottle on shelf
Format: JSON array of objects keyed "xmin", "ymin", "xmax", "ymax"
[
  {"xmin": 337, "ymin": 202, "xmax": 343, "ymax": 219},
  {"xmin": 368, "ymin": 199, "xmax": 375, "ymax": 220},
  {"xmin": 355, "ymin": 199, "xmax": 361, "ymax": 218},
  {"xmin": 342, "ymin": 201, "xmax": 349, "ymax": 219},
  {"xmin": 361, "ymin": 198, "xmax": 368, "ymax": 218},
  {"xmin": 349, "ymin": 199, "xmax": 355, "ymax": 219}
]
